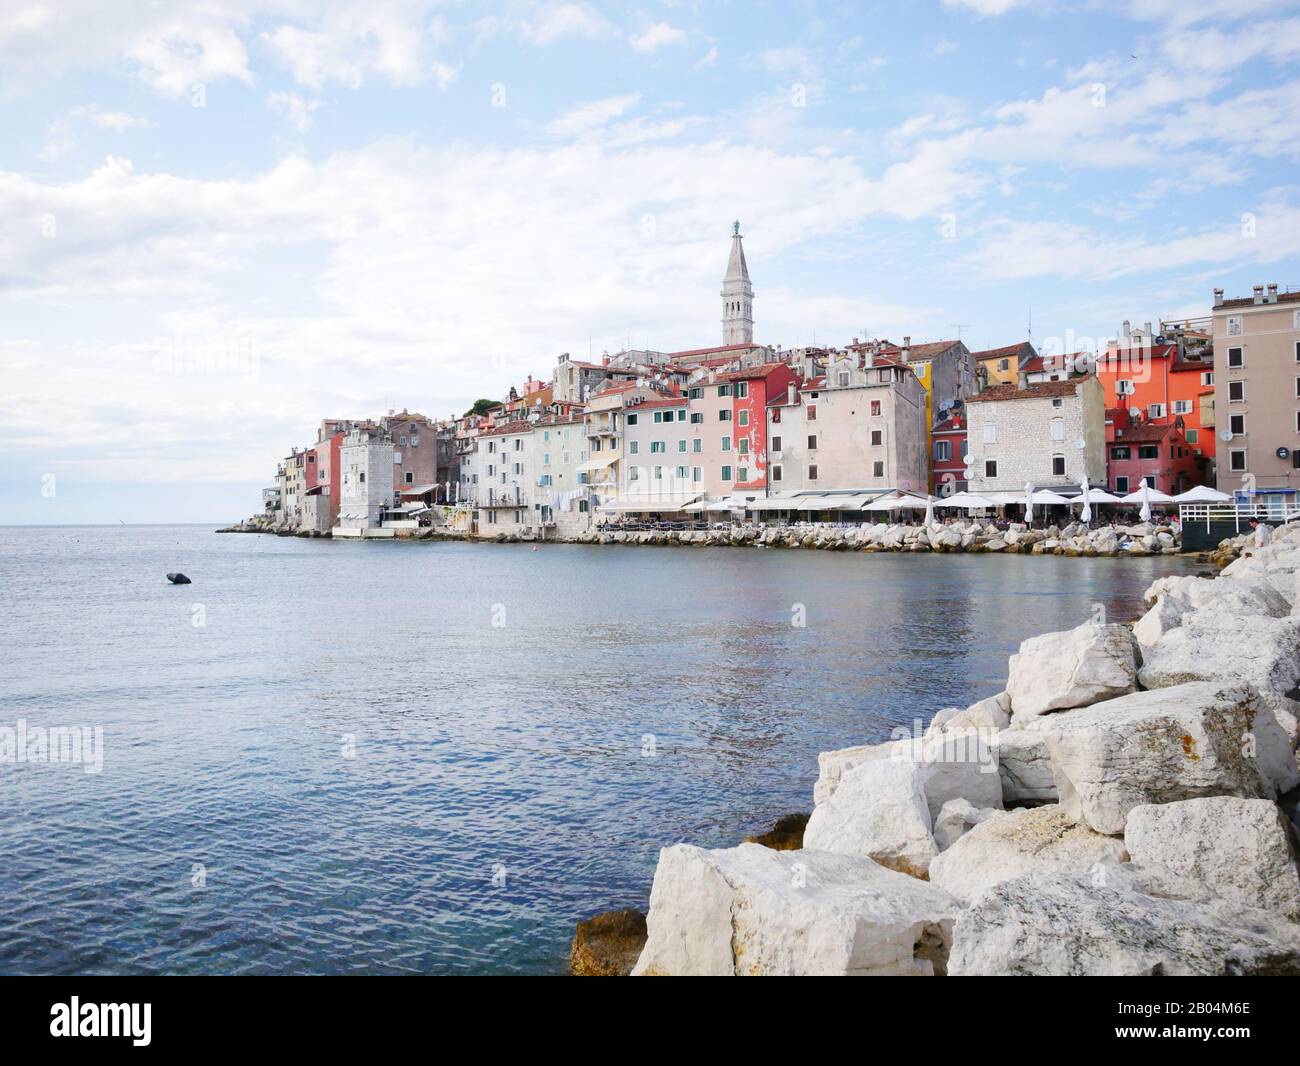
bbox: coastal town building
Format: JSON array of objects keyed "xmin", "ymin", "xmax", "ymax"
[
  {"xmin": 1097, "ymin": 319, "xmax": 1216, "ymax": 483},
  {"xmin": 966, "ymin": 375, "xmax": 1106, "ymax": 494},
  {"xmin": 336, "ymin": 427, "xmax": 395, "ymax": 535},
  {"xmin": 1211, "ymin": 285, "xmax": 1300, "ymax": 513},
  {"xmin": 1105, "ymin": 407, "xmax": 1199, "ymax": 496},
  {"xmin": 972, "ymin": 342, "xmax": 1037, "ymax": 388},
  {"xmin": 877, "ymin": 337, "xmax": 973, "ymax": 488},
  {"xmin": 932, "ymin": 408, "xmax": 969, "ymax": 495},
  {"xmin": 765, "ymin": 353, "xmax": 928, "ymax": 497}
]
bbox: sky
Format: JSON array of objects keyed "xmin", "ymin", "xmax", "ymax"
[{"xmin": 2, "ymin": 0, "xmax": 1300, "ymax": 523}]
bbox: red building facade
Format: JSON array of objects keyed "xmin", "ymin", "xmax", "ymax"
[
  {"xmin": 726, "ymin": 362, "xmax": 798, "ymax": 492},
  {"xmin": 1105, "ymin": 408, "xmax": 1200, "ymax": 495}
]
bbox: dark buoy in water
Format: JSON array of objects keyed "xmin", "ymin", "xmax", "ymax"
[{"xmin": 166, "ymin": 573, "xmax": 191, "ymax": 585}]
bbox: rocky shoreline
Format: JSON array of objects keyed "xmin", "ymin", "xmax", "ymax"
[
  {"xmin": 576, "ymin": 521, "xmax": 1300, "ymax": 976},
  {"xmin": 220, "ymin": 516, "xmax": 1226, "ymax": 561}
]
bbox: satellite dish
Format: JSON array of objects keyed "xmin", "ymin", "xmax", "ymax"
[
  {"xmin": 1219, "ymin": 429, "xmax": 1234, "ymax": 442},
  {"xmin": 1277, "ymin": 446, "xmax": 1291, "ymax": 460},
  {"xmin": 1128, "ymin": 407, "xmax": 1141, "ymax": 420},
  {"xmin": 1075, "ymin": 439, "xmax": 1086, "ymax": 449}
]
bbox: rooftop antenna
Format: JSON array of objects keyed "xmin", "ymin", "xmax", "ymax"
[
  {"xmin": 1027, "ymin": 309, "xmax": 1033, "ymax": 346},
  {"xmin": 950, "ymin": 322, "xmax": 970, "ymax": 342}
]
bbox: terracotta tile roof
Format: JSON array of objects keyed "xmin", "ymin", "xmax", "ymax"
[
  {"xmin": 1112, "ymin": 422, "xmax": 1180, "ymax": 443},
  {"xmin": 1216, "ymin": 290, "xmax": 1300, "ymax": 309},
  {"xmin": 717, "ymin": 361, "xmax": 791, "ymax": 382},
  {"xmin": 479, "ymin": 419, "xmax": 534, "ymax": 437},
  {"xmin": 968, "ymin": 378, "xmax": 1084, "ymax": 403},
  {"xmin": 971, "ymin": 342, "xmax": 1034, "ymax": 361},
  {"xmin": 668, "ymin": 342, "xmax": 758, "ymax": 358},
  {"xmin": 631, "ymin": 396, "xmax": 687, "ymax": 409},
  {"xmin": 883, "ymin": 340, "xmax": 962, "ymax": 362}
]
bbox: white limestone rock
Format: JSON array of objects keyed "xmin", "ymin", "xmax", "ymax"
[
  {"xmin": 803, "ymin": 757, "xmax": 940, "ymax": 878},
  {"xmin": 948, "ymin": 870, "xmax": 1300, "ymax": 976},
  {"xmin": 927, "ymin": 691, "xmax": 1011, "ymax": 736},
  {"xmin": 929, "ymin": 805, "xmax": 1127, "ymax": 907},
  {"xmin": 932, "ymin": 798, "xmax": 1006, "ymax": 851},
  {"xmin": 991, "ymin": 729, "xmax": 1057, "ymax": 804},
  {"xmin": 1137, "ymin": 612, "xmax": 1300, "ymax": 697},
  {"xmin": 1039, "ymin": 682, "xmax": 1292, "ymax": 835},
  {"xmin": 631, "ymin": 843, "xmax": 958, "ymax": 976},
  {"xmin": 812, "ymin": 739, "xmax": 907, "ymax": 806},
  {"xmin": 1124, "ymin": 797, "xmax": 1300, "ymax": 922},
  {"xmin": 1006, "ymin": 622, "xmax": 1139, "ymax": 722}
]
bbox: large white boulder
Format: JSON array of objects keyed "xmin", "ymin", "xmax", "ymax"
[
  {"xmin": 1040, "ymin": 682, "xmax": 1294, "ymax": 835},
  {"xmin": 812, "ymin": 740, "xmax": 905, "ymax": 806},
  {"xmin": 1006, "ymin": 622, "xmax": 1139, "ymax": 722},
  {"xmin": 927, "ymin": 691, "xmax": 1011, "ymax": 736},
  {"xmin": 632, "ymin": 843, "xmax": 958, "ymax": 976},
  {"xmin": 1125, "ymin": 798, "xmax": 1300, "ymax": 922},
  {"xmin": 1138, "ymin": 613, "xmax": 1300, "ymax": 696},
  {"xmin": 803, "ymin": 757, "xmax": 940, "ymax": 878},
  {"xmin": 948, "ymin": 870, "xmax": 1300, "ymax": 976},
  {"xmin": 932, "ymin": 798, "xmax": 1006, "ymax": 851},
  {"xmin": 1137, "ymin": 574, "xmax": 1290, "ymax": 647},
  {"xmin": 929, "ymin": 805, "xmax": 1127, "ymax": 906},
  {"xmin": 991, "ymin": 729, "xmax": 1057, "ymax": 804}
]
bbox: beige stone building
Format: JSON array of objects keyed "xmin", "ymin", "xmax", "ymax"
[
  {"xmin": 1211, "ymin": 284, "xmax": 1300, "ymax": 513},
  {"xmin": 965, "ymin": 376, "xmax": 1106, "ymax": 493},
  {"xmin": 765, "ymin": 354, "xmax": 929, "ymax": 496}
]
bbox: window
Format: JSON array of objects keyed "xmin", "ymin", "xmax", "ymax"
[
  {"xmin": 983, "ymin": 423, "xmax": 998, "ymax": 443},
  {"xmin": 838, "ymin": 372, "xmax": 850, "ymax": 387},
  {"xmin": 1226, "ymin": 315, "xmax": 1243, "ymax": 337},
  {"xmin": 722, "ymin": 465, "xmax": 733, "ymax": 481},
  {"xmin": 771, "ymin": 435, "xmax": 782, "ymax": 452},
  {"xmin": 1050, "ymin": 419, "xmax": 1065, "ymax": 441},
  {"xmin": 984, "ymin": 460, "xmax": 997, "ymax": 478},
  {"xmin": 719, "ymin": 409, "xmax": 731, "ymax": 421},
  {"xmin": 393, "ymin": 452, "xmax": 403, "ymax": 464},
  {"xmin": 693, "ymin": 467, "xmax": 702, "ymax": 481},
  {"xmin": 1115, "ymin": 476, "xmax": 1130, "ymax": 494},
  {"xmin": 678, "ymin": 439, "xmax": 687, "ymax": 452},
  {"xmin": 1296, "ymin": 377, "xmax": 1300, "ymax": 399},
  {"xmin": 690, "ymin": 412, "xmax": 703, "ymax": 424},
  {"xmin": 675, "ymin": 466, "xmax": 688, "ymax": 479},
  {"xmin": 578, "ymin": 499, "xmax": 589, "ymax": 513},
  {"xmin": 1202, "ymin": 372, "xmax": 1215, "ymax": 387},
  {"xmin": 654, "ymin": 466, "xmax": 663, "ymax": 480},
  {"xmin": 739, "ymin": 438, "xmax": 750, "ymax": 455},
  {"xmin": 737, "ymin": 467, "xmax": 748, "ymax": 481},
  {"xmin": 738, "ymin": 409, "xmax": 749, "ymax": 427},
  {"xmin": 653, "ymin": 411, "xmax": 665, "ymax": 423},
  {"xmin": 1138, "ymin": 445, "xmax": 1159, "ymax": 459},
  {"xmin": 873, "ymin": 461, "xmax": 885, "ymax": 478},
  {"xmin": 359, "ymin": 472, "xmax": 366, "ymax": 483},
  {"xmin": 1111, "ymin": 445, "xmax": 1131, "ymax": 460},
  {"xmin": 692, "ymin": 438, "xmax": 702, "ymax": 453},
  {"xmin": 1147, "ymin": 404, "xmax": 1165, "ymax": 419},
  {"xmin": 405, "ymin": 471, "xmax": 414, "ymax": 484},
  {"xmin": 1051, "ymin": 398, "xmax": 1063, "ymax": 409},
  {"xmin": 1185, "ymin": 429, "xmax": 1199, "ymax": 444},
  {"xmin": 650, "ymin": 440, "xmax": 665, "ymax": 453},
  {"xmin": 1295, "ymin": 341, "xmax": 1300, "ymax": 363},
  {"xmin": 934, "ymin": 440, "xmax": 951, "ymax": 461},
  {"xmin": 1172, "ymin": 400, "xmax": 1192, "ymax": 415},
  {"xmin": 513, "ymin": 462, "xmax": 522, "ymax": 475},
  {"xmin": 1052, "ymin": 455, "xmax": 1066, "ymax": 476},
  {"xmin": 1227, "ymin": 347, "xmax": 1243, "ymax": 368},
  {"xmin": 808, "ymin": 464, "xmax": 818, "ymax": 481},
  {"xmin": 1228, "ymin": 381, "xmax": 1244, "ymax": 403},
  {"xmin": 718, "ymin": 384, "xmax": 733, "ymax": 397},
  {"xmin": 627, "ymin": 414, "xmax": 638, "ymax": 426},
  {"xmin": 1230, "ymin": 450, "xmax": 1247, "ymax": 472},
  {"xmin": 736, "ymin": 382, "xmax": 749, "ymax": 398},
  {"xmin": 689, "ymin": 387, "xmax": 703, "ymax": 400},
  {"xmin": 807, "ymin": 434, "xmax": 817, "ymax": 450},
  {"xmin": 871, "ymin": 429, "xmax": 883, "ymax": 446},
  {"xmin": 677, "ymin": 409, "xmax": 687, "ymax": 422},
  {"xmin": 870, "ymin": 400, "xmax": 881, "ymax": 416},
  {"xmin": 629, "ymin": 467, "xmax": 639, "ymax": 481},
  {"xmin": 1229, "ymin": 413, "xmax": 1246, "ymax": 436},
  {"xmin": 722, "ymin": 436, "xmax": 731, "ymax": 452},
  {"xmin": 1116, "ymin": 380, "xmax": 1134, "ymax": 396},
  {"xmin": 807, "ymin": 404, "xmax": 817, "ymax": 421},
  {"xmin": 629, "ymin": 440, "xmax": 638, "ymax": 455},
  {"xmin": 772, "ymin": 408, "xmax": 782, "ymax": 423},
  {"xmin": 997, "ymin": 359, "xmax": 1009, "ymax": 371},
  {"xmin": 772, "ymin": 465, "xmax": 782, "ymax": 482}
]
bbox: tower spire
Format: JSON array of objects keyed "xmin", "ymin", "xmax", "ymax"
[{"xmin": 721, "ymin": 221, "xmax": 753, "ymax": 346}]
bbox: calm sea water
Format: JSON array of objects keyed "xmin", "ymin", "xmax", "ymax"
[{"xmin": 0, "ymin": 526, "xmax": 1192, "ymax": 975}]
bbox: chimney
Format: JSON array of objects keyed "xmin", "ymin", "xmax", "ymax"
[
  {"xmin": 1267, "ymin": 283, "xmax": 1279, "ymax": 303},
  {"xmin": 788, "ymin": 383, "xmax": 797, "ymax": 405},
  {"xmin": 901, "ymin": 335, "xmax": 911, "ymax": 360},
  {"xmin": 1122, "ymin": 319, "xmax": 1130, "ymax": 338},
  {"xmin": 1253, "ymin": 285, "xmax": 1265, "ymax": 304},
  {"xmin": 1143, "ymin": 321, "xmax": 1152, "ymax": 338},
  {"xmin": 1017, "ymin": 369, "xmax": 1028, "ymax": 390}
]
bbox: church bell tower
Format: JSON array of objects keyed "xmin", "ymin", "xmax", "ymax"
[{"xmin": 720, "ymin": 221, "xmax": 754, "ymax": 346}]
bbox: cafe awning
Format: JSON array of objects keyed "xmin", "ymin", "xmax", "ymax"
[{"xmin": 601, "ymin": 493, "xmax": 701, "ymax": 513}]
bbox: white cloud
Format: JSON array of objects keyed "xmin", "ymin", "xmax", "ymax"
[
  {"xmin": 267, "ymin": 90, "xmax": 320, "ymax": 130},
  {"xmin": 36, "ymin": 104, "xmax": 155, "ymax": 161},
  {"xmin": 934, "ymin": 40, "xmax": 959, "ymax": 55},
  {"xmin": 941, "ymin": 0, "xmax": 1029, "ymax": 15},
  {"xmin": 546, "ymin": 94, "xmax": 641, "ymax": 136},
  {"xmin": 629, "ymin": 21, "xmax": 686, "ymax": 54},
  {"xmin": 695, "ymin": 44, "xmax": 718, "ymax": 69}
]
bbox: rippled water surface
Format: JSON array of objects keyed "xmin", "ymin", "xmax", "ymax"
[{"xmin": 0, "ymin": 526, "xmax": 1193, "ymax": 974}]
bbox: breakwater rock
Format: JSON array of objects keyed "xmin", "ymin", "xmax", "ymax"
[{"xmin": 627, "ymin": 520, "xmax": 1300, "ymax": 976}]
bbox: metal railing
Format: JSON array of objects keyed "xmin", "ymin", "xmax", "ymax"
[{"xmin": 1179, "ymin": 502, "xmax": 1300, "ymax": 532}]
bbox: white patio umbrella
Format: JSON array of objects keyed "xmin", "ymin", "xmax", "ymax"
[
  {"xmin": 924, "ymin": 496, "xmax": 935, "ymax": 527},
  {"xmin": 1079, "ymin": 475, "xmax": 1091, "ymax": 524},
  {"xmin": 1139, "ymin": 480, "xmax": 1151, "ymax": 522},
  {"xmin": 1030, "ymin": 489, "xmax": 1072, "ymax": 505},
  {"xmin": 1024, "ymin": 481, "xmax": 1035, "ymax": 524},
  {"xmin": 1173, "ymin": 485, "xmax": 1233, "ymax": 503},
  {"xmin": 937, "ymin": 491, "xmax": 999, "ymax": 510},
  {"xmin": 1084, "ymin": 488, "xmax": 1122, "ymax": 504}
]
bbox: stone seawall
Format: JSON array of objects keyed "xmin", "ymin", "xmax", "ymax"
[{"xmin": 612, "ymin": 519, "xmax": 1300, "ymax": 976}]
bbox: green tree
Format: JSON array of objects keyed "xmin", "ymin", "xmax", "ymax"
[{"xmin": 465, "ymin": 398, "xmax": 497, "ymax": 416}]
